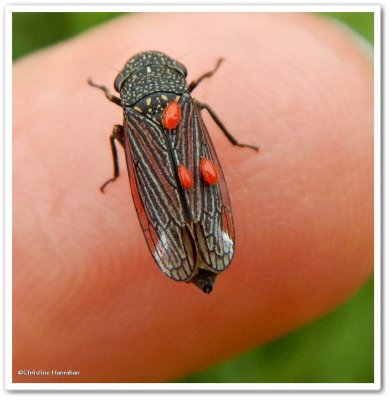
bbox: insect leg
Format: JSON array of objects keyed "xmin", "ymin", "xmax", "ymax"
[
  {"xmin": 188, "ymin": 58, "xmax": 224, "ymax": 92},
  {"xmin": 88, "ymin": 79, "xmax": 121, "ymax": 106},
  {"xmin": 195, "ymin": 100, "xmax": 259, "ymax": 152},
  {"xmin": 100, "ymin": 125, "xmax": 124, "ymax": 193}
]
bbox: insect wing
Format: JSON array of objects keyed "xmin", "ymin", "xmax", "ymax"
[
  {"xmin": 174, "ymin": 94, "xmax": 235, "ymax": 272},
  {"xmin": 123, "ymin": 109, "xmax": 197, "ymax": 281}
]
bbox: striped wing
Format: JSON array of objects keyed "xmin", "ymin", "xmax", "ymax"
[
  {"xmin": 172, "ymin": 93, "xmax": 235, "ymax": 272},
  {"xmin": 123, "ymin": 93, "xmax": 235, "ymax": 281},
  {"xmin": 124, "ymin": 108, "xmax": 197, "ymax": 281}
]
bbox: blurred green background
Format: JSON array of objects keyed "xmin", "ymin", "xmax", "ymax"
[{"xmin": 12, "ymin": 12, "xmax": 374, "ymax": 383}]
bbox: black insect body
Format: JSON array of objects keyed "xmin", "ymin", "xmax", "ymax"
[{"xmin": 89, "ymin": 51, "xmax": 258, "ymax": 294}]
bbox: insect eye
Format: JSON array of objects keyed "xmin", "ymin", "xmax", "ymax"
[
  {"xmin": 114, "ymin": 72, "xmax": 128, "ymax": 92},
  {"xmin": 176, "ymin": 62, "xmax": 188, "ymax": 77},
  {"xmin": 166, "ymin": 59, "xmax": 187, "ymax": 77}
]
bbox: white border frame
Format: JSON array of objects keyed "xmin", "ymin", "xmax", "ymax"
[{"xmin": 3, "ymin": 1, "xmax": 381, "ymax": 392}]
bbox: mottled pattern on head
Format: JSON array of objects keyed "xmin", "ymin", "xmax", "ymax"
[
  {"xmin": 121, "ymin": 51, "xmax": 187, "ymax": 77},
  {"xmin": 114, "ymin": 51, "xmax": 188, "ymax": 108}
]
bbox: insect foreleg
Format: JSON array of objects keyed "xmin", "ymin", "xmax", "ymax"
[
  {"xmin": 88, "ymin": 78, "xmax": 122, "ymax": 106},
  {"xmin": 100, "ymin": 125, "xmax": 124, "ymax": 193},
  {"xmin": 188, "ymin": 58, "xmax": 224, "ymax": 93},
  {"xmin": 195, "ymin": 100, "xmax": 259, "ymax": 152}
]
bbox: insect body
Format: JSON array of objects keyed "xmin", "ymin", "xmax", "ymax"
[{"xmin": 89, "ymin": 51, "xmax": 258, "ymax": 294}]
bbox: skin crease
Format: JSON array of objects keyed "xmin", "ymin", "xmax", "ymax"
[{"xmin": 12, "ymin": 13, "xmax": 373, "ymax": 383}]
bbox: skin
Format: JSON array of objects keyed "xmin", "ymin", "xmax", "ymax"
[{"xmin": 12, "ymin": 13, "xmax": 374, "ymax": 383}]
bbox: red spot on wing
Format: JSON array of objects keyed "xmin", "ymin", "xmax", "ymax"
[
  {"xmin": 200, "ymin": 157, "xmax": 219, "ymax": 185},
  {"xmin": 162, "ymin": 101, "xmax": 181, "ymax": 130},
  {"xmin": 178, "ymin": 165, "xmax": 194, "ymax": 189}
]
